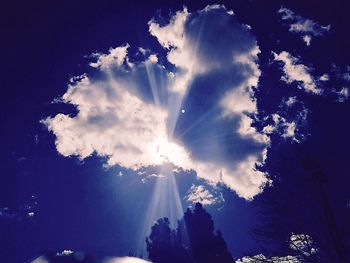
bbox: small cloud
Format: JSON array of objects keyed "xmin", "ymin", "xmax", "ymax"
[
  {"xmin": 262, "ymin": 125, "xmax": 275, "ymax": 135},
  {"xmin": 303, "ymin": 35, "xmax": 312, "ymax": 46},
  {"xmin": 273, "ymin": 51, "xmax": 322, "ymax": 95},
  {"xmin": 282, "ymin": 121, "xmax": 297, "ymax": 139},
  {"xmin": 263, "ymin": 105, "xmax": 308, "ymax": 143},
  {"xmin": 27, "ymin": 212, "xmax": 35, "ymax": 217},
  {"xmin": 278, "ymin": 7, "xmax": 330, "ymax": 46},
  {"xmin": 146, "ymin": 54, "xmax": 158, "ymax": 64},
  {"xmin": 319, "ymin": 74, "xmax": 329, "ymax": 82},
  {"xmin": 90, "ymin": 44, "xmax": 130, "ymax": 69},
  {"xmin": 56, "ymin": 250, "xmax": 74, "ymax": 256},
  {"xmin": 185, "ymin": 184, "xmax": 224, "ymax": 206},
  {"xmin": 149, "ymin": 173, "xmax": 165, "ymax": 178},
  {"xmin": 310, "ymin": 64, "xmax": 350, "ymax": 101},
  {"xmin": 285, "ymin": 96, "xmax": 297, "ymax": 107}
]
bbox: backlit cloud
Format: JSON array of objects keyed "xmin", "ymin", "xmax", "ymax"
[
  {"xmin": 185, "ymin": 184, "xmax": 224, "ymax": 206},
  {"xmin": 43, "ymin": 5, "xmax": 270, "ymax": 200},
  {"xmin": 104, "ymin": 257, "xmax": 152, "ymax": 263}
]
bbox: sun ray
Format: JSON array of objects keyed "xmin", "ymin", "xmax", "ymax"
[
  {"xmin": 145, "ymin": 62, "xmax": 161, "ymax": 107},
  {"xmin": 136, "ymin": 168, "xmax": 184, "ymax": 257},
  {"xmin": 177, "ymin": 106, "xmax": 219, "ymax": 139}
]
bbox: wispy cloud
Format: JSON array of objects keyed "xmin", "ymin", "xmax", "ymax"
[
  {"xmin": 273, "ymin": 51, "xmax": 322, "ymax": 95},
  {"xmin": 278, "ymin": 7, "xmax": 330, "ymax": 46}
]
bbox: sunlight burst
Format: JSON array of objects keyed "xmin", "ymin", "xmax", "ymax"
[{"xmin": 148, "ymin": 135, "xmax": 189, "ymax": 167}]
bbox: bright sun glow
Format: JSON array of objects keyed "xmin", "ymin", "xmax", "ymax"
[{"xmin": 149, "ymin": 135, "xmax": 189, "ymax": 167}]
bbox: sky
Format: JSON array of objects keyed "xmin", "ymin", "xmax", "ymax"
[{"xmin": 0, "ymin": 0, "xmax": 349, "ymax": 262}]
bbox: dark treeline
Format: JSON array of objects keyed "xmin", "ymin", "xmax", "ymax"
[
  {"xmin": 146, "ymin": 203, "xmax": 233, "ymax": 263},
  {"xmin": 253, "ymin": 140, "xmax": 350, "ymax": 263}
]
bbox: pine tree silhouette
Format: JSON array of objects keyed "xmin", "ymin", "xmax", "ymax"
[{"xmin": 146, "ymin": 203, "xmax": 233, "ymax": 263}]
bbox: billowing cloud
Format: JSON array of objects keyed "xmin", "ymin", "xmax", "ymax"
[
  {"xmin": 273, "ymin": 51, "xmax": 322, "ymax": 95},
  {"xmin": 185, "ymin": 184, "xmax": 224, "ymax": 206},
  {"xmin": 43, "ymin": 5, "xmax": 270, "ymax": 200},
  {"xmin": 278, "ymin": 7, "xmax": 330, "ymax": 46},
  {"xmin": 43, "ymin": 72, "xmax": 188, "ymax": 169}
]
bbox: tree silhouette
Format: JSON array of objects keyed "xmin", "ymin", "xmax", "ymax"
[
  {"xmin": 146, "ymin": 218, "xmax": 178, "ymax": 263},
  {"xmin": 146, "ymin": 203, "xmax": 233, "ymax": 263}
]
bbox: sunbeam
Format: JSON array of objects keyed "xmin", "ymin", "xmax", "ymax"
[
  {"xmin": 177, "ymin": 106, "xmax": 219, "ymax": 139},
  {"xmin": 145, "ymin": 59, "xmax": 162, "ymax": 107},
  {"xmin": 137, "ymin": 167, "xmax": 184, "ymax": 257}
]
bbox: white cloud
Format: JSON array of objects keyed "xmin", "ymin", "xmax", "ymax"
[
  {"xmin": 262, "ymin": 105, "xmax": 308, "ymax": 143},
  {"xmin": 42, "ymin": 72, "xmax": 191, "ymax": 170},
  {"xmin": 149, "ymin": 6, "xmax": 269, "ymax": 199},
  {"xmin": 263, "ymin": 125, "xmax": 275, "ymax": 135},
  {"xmin": 273, "ymin": 51, "xmax": 322, "ymax": 95},
  {"xmin": 303, "ymin": 35, "xmax": 312, "ymax": 46},
  {"xmin": 104, "ymin": 257, "xmax": 152, "ymax": 263},
  {"xmin": 56, "ymin": 250, "xmax": 74, "ymax": 256},
  {"xmin": 285, "ymin": 96, "xmax": 297, "ymax": 106},
  {"xmin": 185, "ymin": 184, "xmax": 224, "ymax": 206},
  {"xmin": 148, "ymin": 8, "xmax": 189, "ymax": 50},
  {"xmin": 27, "ymin": 212, "xmax": 35, "ymax": 217},
  {"xmin": 278, "ymin": 7, "xmax": 330, "ymax": 46},
  {"xmin": 44, "ymin": 5, "xmax": 270, "ymax": 200},
  {"xmin": 282, "ymin": 121, "xmax": 297, "ymax": 139},
  {"xmin": 90, "ymin": 45, "xmax": 129, "ymax": 69},
  {"xmin": 319, "ymin": 74, "xmax": 329, "ymax": 82}
]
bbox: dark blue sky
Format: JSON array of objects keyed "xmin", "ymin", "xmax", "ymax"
[{"xmin": 1, "ymin": 1, "xmax": 349, "ymax": 262}]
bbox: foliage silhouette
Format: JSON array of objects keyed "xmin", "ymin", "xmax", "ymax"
[
  {"xmin": 146, "ymin": 203, "xmax": 233, "ymax": 263},
  {"xmin": 253, "ymin": 140, "xmax": 350, "ymax": 262}
]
